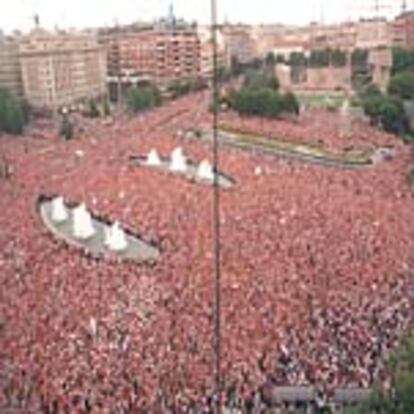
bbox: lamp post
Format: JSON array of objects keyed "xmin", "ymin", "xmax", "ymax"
[{"xmin": 211, "ymin": 0, "xmax": 222, "ymax": 411}]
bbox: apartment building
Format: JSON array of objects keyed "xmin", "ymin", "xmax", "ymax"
[
  {"xmin": 221, "ymin": 24, "xmax": 258, "ymax": 64},
  {"xmin": 392, "ymin": 10, "xmax": 414, "ymax": 50},
  {"xmin": 198, "ymin": 26, "xmax": 226, "ymax": 79},
  {"xmin": 101, "ymin": 22, "xmax": 201, "ymax": 91},
  {"xmin": 0, "ymin": 32, "xmax": 23, "ymax": 98},
  {"xmin": 19, "ymin": 28, "xmax": 107, "ymax": 110}
]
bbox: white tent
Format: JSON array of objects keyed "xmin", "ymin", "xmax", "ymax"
[
  {"xmin": 105, "ymin": 221, "xmax": 128, "ymax": 252},
  {"xmin": 197, "ymin": 159, "xmax": 214, "ymax": 181},
  {"xmin": 73, "ymin": 203, "xmax": 95, "ymax": 240},
  {"xmin": 146, "ymin": 149, "xmax": 162, "ymax": 166},
  {"xmin": 170, "ymin": 147, "xmax": 187, "ymax": 172},
  {"xmin": 51, "ymin": 196, "xmax": 68, "ymax": 223}
]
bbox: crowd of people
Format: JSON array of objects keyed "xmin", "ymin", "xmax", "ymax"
[{"xmin": 0, "ymin": 92, "xmax": 413, "ymax": 413}]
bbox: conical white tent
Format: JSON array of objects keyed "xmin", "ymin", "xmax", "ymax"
[
  {"xmin": 73, "ymin": 203, "xmax": 95, "ymax": 240},
  {"xmin": 105, "ymin": 221, "xmax": 128, "ymax": 252},
  {"xmin": 197, "ymin": 159, "xmax": 214, "ymax": 181},
  {"xmin": 170, "ymin": 147, "xmax": 187, "ymax": 172},
  {"xmin": 51, "ymin": 196, "xmax": 68, "ymax": 223},
  {"xmin": 146, "ymin": 149, "xmax": 161, "ymax": 166}
]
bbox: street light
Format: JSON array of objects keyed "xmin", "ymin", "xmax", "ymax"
[{"xmin": 211, "ymin": 0, "xmax": 222, "ymax": 411}]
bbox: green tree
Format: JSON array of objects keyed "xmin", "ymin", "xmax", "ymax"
[
  {"xmin": 361, "ymin": 83, "xmax": 383, "ymax": 99},
  {"xmin": 392, "ymin": 47, "xmax": 414, "ymax": 75},
  {"xmin": 331, "ymin": 48, "xmax": 348, "ymax": 67},
  {"xmin": 309, "ymin": 49, "xmax": 330, "ymax": 68},
  {"xmin": 346, "ymin": 335, "xmax": 414, "ymax": 414},
  {"xmin": 168, "ymin": 80, "xmax": 191, "ymax": 98},
  {"xmin": 363, "ymin": 88, "xmax": 409, "ymax": 135},
  {"xmin": 0, "ymin": 88, "xmax": 27, "ymax": 135},
  {"xmin": 230, "ymin": 86, "xmax": 298, "ymax": 119},
  {"xmin": 265, "ymin": 52, "xmax": 276, "ymax": 67},
  {"xmin": 281, "ymin": 92, "xmax": 300, "ymax": 115},
  {"xmin": 351, "ymin": 48, "xmax": 369, "ymax": 68},
  {"xmin": 243, "ymin": 70, "xmax": 279, "ymax": 90},
  {"xmin": 289, "ymin": 52, "xmax": 307, "ymax": 67},
  {"xmin": 125, "ymin": 85, "xmax": 162, "ymax": 114},
  {"xmin": 388, "ymin": 72, "xmax": 414, "ymax": 101}
]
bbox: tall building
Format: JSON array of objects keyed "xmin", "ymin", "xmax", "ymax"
[
  {"xmin": 0, "ymin": 32, "xmax": 23, "ymax": 98},
  {"xmin": 100, "ymin": 20, "xmax": 201, "ymax": 91},
  {"xmin": 19, "ymin": 28, "xmax": 107, "ymax": 110},
  {"xmin": 153, "ymin": 22, "xmax": 201, "ymax": 86},
  {"xmin": 392, "ymin": 10, "xmax": 414, "ymax": 50}
]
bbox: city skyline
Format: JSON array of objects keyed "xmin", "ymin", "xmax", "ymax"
[{"xmin": 0, "ymin": 0, "xmax": 409, "ymax": 33}]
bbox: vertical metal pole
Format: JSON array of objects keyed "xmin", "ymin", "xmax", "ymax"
[{"xmin": 211, "ymin": 0, "xmax": 222, "ymax": 412}]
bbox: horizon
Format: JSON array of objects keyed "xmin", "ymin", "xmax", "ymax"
[{"xmin": 0, "ymin": 0, "xmax": 410, "ymax": 34}]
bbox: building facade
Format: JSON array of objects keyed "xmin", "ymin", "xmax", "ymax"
[
  {"xmin": 19, "ymin": 28, "xmax": 107, "ymax": 110},
  {"xmin": 101, "ymin": 22, "xmax": 201, "ymax": 91},
  {"xmin": 392, "ymin": 11, "xmax": 414, "ymax": 50},
  {"xmin": 221, "ymin": 24, "xmax": 258, "ymax": 64},
  {"xmin": 0, "ymin": 32, "xmax": 23, "ymax": 98}
]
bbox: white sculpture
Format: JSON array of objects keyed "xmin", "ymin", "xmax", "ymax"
[
  {"xmin": 51, "ymin": 196, "xmax": 68, "ymax": 223},
  {"xmin": 105, "ymin": 221, "xmax": 128, "ymax": 252},
  {"xmin": 197, "ymin": 159, "xmax": 215, "ymax": 181},
  {"xmin": 146, "ymin": 149, "xmax": 161, "ymax": 166},
  {"xmin": 73, "ymin": 203, "xmax": 95, "ymax": 240},
  {"xmin": 170, "ymin": 147, "xmax": 187, "ymax": 172}
]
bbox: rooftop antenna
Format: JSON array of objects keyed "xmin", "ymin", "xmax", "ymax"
[
  {"xmin": 401, "ymin": 0, "xmax": 407, "ymax": 13},
  {"xmin": 167, "ymin": 1, "xmax": 176, "ymax": 27},
  {"xmin": 33, "ymin": 13, "xmax": 40, "ymax": 28}
]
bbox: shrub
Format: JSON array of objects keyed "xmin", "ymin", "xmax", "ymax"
[
  {"xmin": 362, "ymin": 94, "xmax": 409, "ymax": 135},
  {"xmin": 125, "ymin": 85, "xmax": 162, "ymax": 114},
  {"xmin": 281, "ymin": 92, "xmax": 300, "ymax": 115},
  {"xmin": 243, "ymin": 70, "xmax": 280, "ymax": 90},
  {"xmin": 361, "ymin": 83, "xmax": 383, "ymax": 99},
  {"xmin": 388, "ymin": 71, "xmax": 414, "ymax": 101},
  {"xmin": 229, "ymin": 86, "xmax": 299, "ymax": 119}
]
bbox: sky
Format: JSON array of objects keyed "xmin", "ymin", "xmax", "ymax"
[{"xmin": 0, "ymin": 0, "xmax": 408, "ymax": 33}]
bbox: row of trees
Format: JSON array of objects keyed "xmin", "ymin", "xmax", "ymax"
[
  {"xmin": 0, "ymin": 89, "xmax": 29, "ymax": 135},
  {"xmin": 281, "ymin": 48, "xmax": 368, "ymax": 69},
  {"xmin": 124, "ymin": 77, "xmax": 208, "ymax": 114},
  {"xmin": 167, "ymin": 77, "xmax": 208, "ymax": 99}
]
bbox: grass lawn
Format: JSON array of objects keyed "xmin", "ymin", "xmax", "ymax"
[{"xmin": 218, "ymin": 126, "xmax": 374, "ymax": 166}]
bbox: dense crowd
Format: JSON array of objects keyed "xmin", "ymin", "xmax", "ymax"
[{"xmin": 0, "ymin": 92, "xmax": 413, "ymax": 413}]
